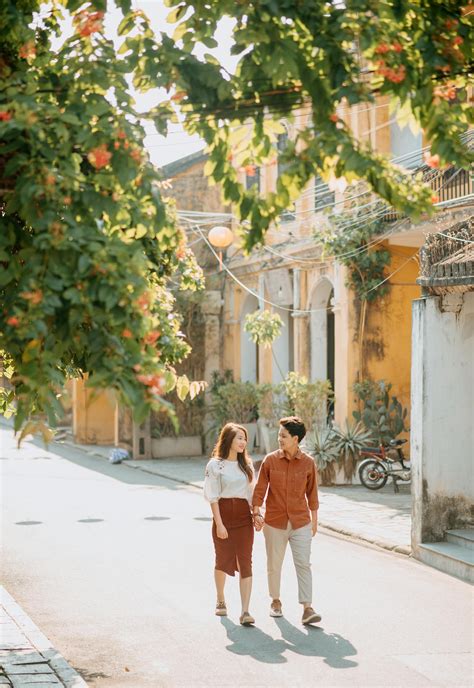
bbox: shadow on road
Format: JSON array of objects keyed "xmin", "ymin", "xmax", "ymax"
[
  {"xmin": 274, "ymin": 617, "xmax": 358, "ymax": 668},
  {"xmin": 21, "ymin": 435, "xmax": 192, "ymax": 493},
  {"xmin": 220, "ymin": 617, "xmax": 358, "ymax": 668},
  {"xmin": 220, "ymin": 617, "xmax": 288, "ymax": 663}
]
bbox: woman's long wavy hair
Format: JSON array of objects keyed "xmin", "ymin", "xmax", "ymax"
[{"xmin": 212, "ymin": 423, "xmax": 253, "ymax": 482}]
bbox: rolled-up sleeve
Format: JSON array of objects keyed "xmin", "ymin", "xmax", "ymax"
[
  {"xmin": 252, "ymin": 458, "xmax": 270, "ymax": 507},
  {"xmin": 306, "ymin": 461, "xmax": 319, "ymax": 511},
  {"xmin": 203, "ymin": 460, "xmax": 220, "ymax": 504}
]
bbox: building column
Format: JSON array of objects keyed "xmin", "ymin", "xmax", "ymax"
[{"xmin": 202, "ymin": 290, "xmax": 223, "ymax": 451}]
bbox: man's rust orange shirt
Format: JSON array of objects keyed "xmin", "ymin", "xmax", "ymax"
[{"xmin": 252, "ymin": 448, "xmax": 319, "ymax": 529}]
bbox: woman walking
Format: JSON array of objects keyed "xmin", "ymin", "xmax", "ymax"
[{"xmin": 204, "ymin": 423, "xmax": 256, "ymax": 625}]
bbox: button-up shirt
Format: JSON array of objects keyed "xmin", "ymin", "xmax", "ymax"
[{"xmin": 252, "ymin": 448, "xmax": 319, "ymax": 529}]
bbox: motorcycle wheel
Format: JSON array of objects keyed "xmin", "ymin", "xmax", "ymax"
[{"xmin": 359, "ymin": 459, "xmax": 388, "ymax": 490}]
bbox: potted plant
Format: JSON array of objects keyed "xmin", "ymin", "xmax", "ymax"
[
  {"xmin": 332, "ymin": 420, "xmax": 374, "ymax": 482},
  {"xmin": 281, "ymin": 371, "xmax": 334, "ymax": 431},
  {"xmin": 256, "ymin": 383, "xmax": 287, "ymax": 454},
  {"xmin": 353, "ymin": 379, "xmax": 409, "ymax": 445},
  {"xmin": 217, "ymin": 381, "xmax": 259, "ymax": 449},
  {"xmin": 303, "ymin": 426, "xmax": 340, "ymax": 486}
]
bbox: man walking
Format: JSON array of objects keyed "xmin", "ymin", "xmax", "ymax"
[{"xmin": 253, "ymin": 416, "xmax": 321, "ymax": 624}]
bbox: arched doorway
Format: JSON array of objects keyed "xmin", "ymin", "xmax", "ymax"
[
  {"xmin": 310, "ymin": 279, "xmax": 335, "ymax": 411},
  {"xmin": 240, "ymin": 294, "xmax": 259, "ymax": 382}
]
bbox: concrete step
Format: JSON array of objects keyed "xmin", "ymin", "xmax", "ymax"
[
  {"xmin": 446, "ymin": 528, "xmax": 474, "ymax": 551},
  {"xmin": 418, "ymin": 541, "xmax": 474, "ymax": 584}
]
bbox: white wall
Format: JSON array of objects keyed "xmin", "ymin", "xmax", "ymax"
[
  {"xmin": 240, "ymin": 294, "xmax": 259, "ymax": 382},
  {"xmin": 411, "ymin": 291, "xmax": 474, "ymax": 543},
  {"xmin": 310, "ymin": 277, "xmax": 333, "ymax": 381},
  {"xmin": 272, "ymin": 307, "xmax": 290, "ymax": 383},
  {"xmin": 390, "ymin": 120, "xmax": 422, "ymax": 168}
]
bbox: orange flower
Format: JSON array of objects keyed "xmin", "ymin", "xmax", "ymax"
[
  {"xmin": 122, "ymin": 328, "xmax": 133, "ymax": 338},
  {"xmin": 244, "ymin": 164, "xmax": 256, "ymax": 176},
  {"xmin": 136, "ymin": 292, "xmax": 151, "ymax": 312},
  {"xmin": 431, "ymin": 194, "xmax": 440, "ymax": 204},
  {"xmin": 375, "ymin": 43, "xmax": 390, "ymax": 54},
  {"xmin": 392, "ymin": 42, "xmax": 403, "ymax": 53},
  {"xmin": 453, "ymin": 36, "xmax": 463, "ymax": 46},
  {"xmin": 424, "ymin": 152, "xmax": 440, "ymax": 169},
  {"xmin": 144, "ymin": 331, "xmax": 160, "ymax": 345},
  {"xmin": 0, "ymin": 111, "xmax": 12, "ymax": 122},
  {"xmin": 329, "ymin": 113, "xmax": 339, "ymax": 122},
  {"xmin": 45, "ymin": 174, "xmax": 56, "ymax": 187},
  {"xmin": 20, "ymin": 289, "xmax": 43, "ymax": 305},
  {"xmin": 75, "ymin": 10, "xmax": 104, "ymax": 38},
  {"xmin": 171, "ymin": 91, "xmax": 186, "ymax": 102},
  {"xmin": 87, "ymin": 144, "xmax": 112, "ymax": 169},
  {"xmin": 117, "ymin": 129, "xmax": 126, "ymax": 139},
  {"xmin": 130, "ymin": 148, "xmax": 142, "ymax": 163},
  {"xmin": 6, "ymin": 316, "xmax": 20, "ymax": 327},
  {"xmin": 63, "ymin": 196, "xmax": 72, "ymax": 206},
  {"xmin": 19, "ymin": 41, "xmax": 36, "ymax": 60}
]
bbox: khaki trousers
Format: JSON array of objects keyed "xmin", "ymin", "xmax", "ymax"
[{"xmin": 263, "ymin": 522, "xmax": 313, "ymax": 605}]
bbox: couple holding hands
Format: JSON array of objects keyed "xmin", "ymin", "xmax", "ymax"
[{"xmin": 204, "ymin": 416, "xmax": 321, "ymax": 627}]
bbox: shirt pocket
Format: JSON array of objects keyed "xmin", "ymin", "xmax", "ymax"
[
  {"xmin": 293, "ymin": 470, "xmax": 307, "ymax": 496},
  {"xmin": 269, "ymin": 469, "xmax": 286, "ymax": 494}
]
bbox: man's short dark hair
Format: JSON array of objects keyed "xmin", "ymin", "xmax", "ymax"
[{"xmin": 279, "ymin": 416, "xmax": 306, "ymax": 443}]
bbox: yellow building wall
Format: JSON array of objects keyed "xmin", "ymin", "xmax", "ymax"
[
  {"xmin": 346, "ymin": 245, "xmax": 421, "ymax": 425},
  {"xmin": 72, "ymin": 378, "xmax": 116, "ymax": 445}
]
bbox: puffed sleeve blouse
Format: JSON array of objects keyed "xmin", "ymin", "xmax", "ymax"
[{"xmin": 203, "ymin": 458, "xmax": 255, "ymax": 505}]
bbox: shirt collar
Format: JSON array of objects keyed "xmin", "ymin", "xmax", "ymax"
[{"xmin": 277, "ymin": 447, "xmax": 302, "ymax": 461}]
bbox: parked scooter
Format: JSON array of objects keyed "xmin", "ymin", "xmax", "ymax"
[{"xmin": 358, "ymin": 439, "xmax": 411, "ymax": 493}]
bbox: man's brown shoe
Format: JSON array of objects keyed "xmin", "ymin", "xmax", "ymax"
[
  {"xmin": 215, "ymin": 601, "xmax": 227, "ymax": 616},
  {"xmin": 302, "ymin": 607, "xmax": 321, "ymax": 625},
  {"xmin": 239, "ymin": 612, "xmax": 255, "ymax": 626},
  {"xmin": 270, "ymin": 599, "xmax": 283, "ymax": 617}
]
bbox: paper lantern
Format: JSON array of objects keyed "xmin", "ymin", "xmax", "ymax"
[{"xmin": 208, "ymin": 226, "xmax": 234, "ymax": 271}]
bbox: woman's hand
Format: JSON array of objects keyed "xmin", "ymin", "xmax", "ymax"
[
  {"xmin": 216, "ymin": 524, "xmax": 228, "ymax": 539},
  {"xmin": 254, "ymin": 514, "xmax": 264, "ymax": 532}
]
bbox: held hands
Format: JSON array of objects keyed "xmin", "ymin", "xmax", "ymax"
[
  {"xmin": 216, "ymin": 524, "xmax": 228, "ymax": 539},
  {"xmin": 253, "ymin": 513, "xmax": 264, "ymax": 532}
]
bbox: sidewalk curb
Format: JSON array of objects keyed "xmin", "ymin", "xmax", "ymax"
[
  {"xmin": 120, "ymin": 460, "xmax": 412, "ymax": 557},
  {"xmin": 0, "ymin": 587, "xmax": 88, "ymax": 688}
]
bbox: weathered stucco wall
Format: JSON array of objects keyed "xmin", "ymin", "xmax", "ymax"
[
  {"xmin": 354, "ymin": 245, "xmax": 421, "ymax": 424},
  {"xmin": 411, "ymin": 291, "xmax": 474, "ymax": 545}
]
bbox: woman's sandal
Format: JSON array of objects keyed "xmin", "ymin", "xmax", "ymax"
[
  {"xmin": 239, "ymin": 612, "xmax": 255, "ymax": 626},
  {"xmin": 215, "ymin": 601, "xmax": 227, "ymax": 616}
]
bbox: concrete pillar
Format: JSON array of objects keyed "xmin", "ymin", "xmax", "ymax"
[
  {"xmin": 132, "ymin": 417, "xmax": 152, "ymax": 460},
  {"xmin": 202, "ymin": 290, "xmax": 223, "ymax": 451}
]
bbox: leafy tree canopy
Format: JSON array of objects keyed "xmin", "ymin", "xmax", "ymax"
[{"xmin": 0, "ymin": 0, "xmax": 472, "ymax": 434}]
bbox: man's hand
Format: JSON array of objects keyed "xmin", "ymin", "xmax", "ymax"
[
  {"xmin": 254, "ymin": 514, "xmax": 264, "ymax": 532},
  {"xmin": 311, "ymin": 518, "xmax": 318, "ymax": 537}
]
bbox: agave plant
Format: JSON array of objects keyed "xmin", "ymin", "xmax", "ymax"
[
  {"xmin": 304, "ymin": 426, "xmax": 339, "ymax": 485},
  {"xmin": 332, "ymin": 421, "xmax": 374, "ymax": 480}
]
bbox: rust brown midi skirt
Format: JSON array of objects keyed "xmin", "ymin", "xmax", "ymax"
[{"xmin": 212, "ymin": 498, "xmax": 254, "ymax": 578}]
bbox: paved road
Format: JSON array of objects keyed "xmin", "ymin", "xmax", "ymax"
[{"xmin": 1, "ymin": 427, "xmax": 472, "ymax": 688}]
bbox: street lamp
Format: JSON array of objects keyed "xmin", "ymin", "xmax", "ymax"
[{"xmin": 208, "ymin": 225, "xmax": 234, "ymax": 271}]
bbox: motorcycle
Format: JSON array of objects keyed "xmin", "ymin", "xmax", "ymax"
[{"xmin": 358, "ymin": 439, "xmax": 411, "ymax": 492}]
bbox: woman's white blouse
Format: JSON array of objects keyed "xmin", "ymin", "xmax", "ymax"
[{"xmin": 204, "ymin": 458, "xmax": 255, "ymax": 505}]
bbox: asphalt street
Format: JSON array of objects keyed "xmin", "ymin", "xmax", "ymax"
[{"xmin": 1, "ymin": 426, "xmax": 472, "ymax": 688}]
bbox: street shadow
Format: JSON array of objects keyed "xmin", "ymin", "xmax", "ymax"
[
  {"xmin": 220, "ymin": 617, "xmax": 288, "ymax": 664},
  {"xmin": 320, "ymin": 484, "xmax": 411, "ymax": 517},
  {"xmin": 21, "ymin": 435, "xmax": 193, "ymax": 493},
  {"xmin": 274, "ymin": 617, "xmax": 358, "ymax": 668}
]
